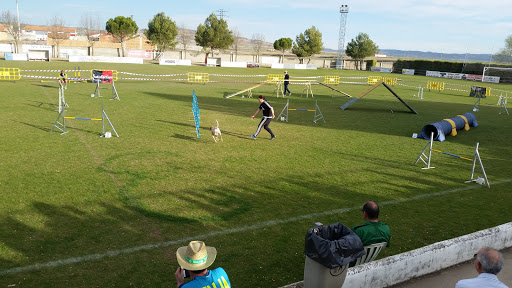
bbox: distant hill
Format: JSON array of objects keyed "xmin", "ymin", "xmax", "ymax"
[{"xmin": 324, "ymin": 48, "xmax": 493, "ymax": 63}]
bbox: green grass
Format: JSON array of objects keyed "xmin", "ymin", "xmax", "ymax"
[{"xmin": 1, "ymin": 61, "xmax": 511, "ymax": 287}]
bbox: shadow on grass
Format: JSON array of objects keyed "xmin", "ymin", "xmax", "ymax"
[{"xmin": 17, "ymin": 121, "xmax": 51, "ymax": 133}]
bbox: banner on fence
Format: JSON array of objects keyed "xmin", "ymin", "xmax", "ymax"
[
  {"xmin": 370, "ymin": 67, "xmax": 392, "ymax": 73},
  {"xmin": 159, "ymin": 58, "xmax": 192, "ymax": 66},
  {"xmin": 402, "ymin": 69, "xmax": 415, "ymax": 75},
  {"xmin": 127, "ymin": 49, "xmax": 152, "ymax": 59},
  {"xmin": 426, "ymin": 70, "xmax": 500, "ymax": 84}
]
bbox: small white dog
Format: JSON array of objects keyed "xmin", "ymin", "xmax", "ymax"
[{"xmin": 210, "ymin": 120, "xmax": 223, "ymax": 143}]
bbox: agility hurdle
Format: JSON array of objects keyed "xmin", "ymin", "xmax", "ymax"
[
  {"xmin": 268, "ymin": 74, "xmax": 285, "ymax": 98},
  {"xmin": 498, "ymin": 94, "xmax": 509, "ymax": 115},
  {"xmin": 58, "ymin": 85, "xmax": 69, "ymax": 113},
  {"xmin": 50, "ymin": 104, "xmax": 119, "ymax": 137},
  {"xmin": 414, "ymin": 132, "xmax": 489, "ymax": 188},
  {"xmin": 277, "ymin": 99, "xmax": 325, "ymax": 123}
]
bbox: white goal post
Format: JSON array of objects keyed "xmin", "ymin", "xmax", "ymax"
[{"xmin": 482, "ymin": 67, "xmax": 512, "ymax": 83}]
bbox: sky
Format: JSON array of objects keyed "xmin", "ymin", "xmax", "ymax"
[{"xmin": 3, "ymin": 0, "xmax": 512, "ymax": 54}]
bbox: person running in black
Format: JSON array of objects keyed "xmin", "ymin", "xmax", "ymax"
[
  {"xmin": 283, "ymin": 71, "xmax": 291, "ymax": 96},
  {"xmin": 250, "ymin": 95, "xmax": 276, "ymax": 140}
]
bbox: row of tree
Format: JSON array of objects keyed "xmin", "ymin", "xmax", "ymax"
[{"xmin": 3, "ymin": 9, "xmax": 511, "ymax": 65}]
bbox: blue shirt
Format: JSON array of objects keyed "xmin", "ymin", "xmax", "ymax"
[
  {"xmin": 180, "ymin": 267, "xmax": 231, "ymax": 288},
  {"xmin": 455, "ymin": 273, "xmax": 509, "ymax": 288}
]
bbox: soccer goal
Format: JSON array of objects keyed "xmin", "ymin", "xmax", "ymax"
[{"xmin": 482, "ymin": 67, "xmax": 512, "ymax": 84}]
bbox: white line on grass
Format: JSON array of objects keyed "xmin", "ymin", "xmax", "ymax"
[{"xmin": 1, "ymin": 178, "xmax": 511, "ymax": 276}]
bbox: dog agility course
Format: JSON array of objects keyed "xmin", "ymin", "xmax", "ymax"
[{"xmin": 0, "ymin": 61, "xmax": 512, "ymax": 288}]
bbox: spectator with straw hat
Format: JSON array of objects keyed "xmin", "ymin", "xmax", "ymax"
[{"xmin": 174, "ymin": 240, "xmax": 231, "ymax": 288}]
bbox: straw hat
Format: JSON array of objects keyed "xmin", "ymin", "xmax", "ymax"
[{"xmin": 176, "ymin": 241, "xmax": 217, "ymax": 271}]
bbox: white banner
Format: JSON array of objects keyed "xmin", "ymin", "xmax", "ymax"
[
  {"xmin": 370, "ymin": 67, "xmax": 392, "ymax": 73},
  {"xmin": 402, "ymin": 69, "xmax": 415, "ymax": 75},
  {"xmin": 5, "ymin": 53, "xmax": 28, "ymax": 61},
  {"xmin": 69, "ymin": 56, "xmax": 143, "ymax": 64},
  {"xmin": 483, "ymin": 76, "xmax": 500, "ymax": 84},
  {"xmin": 158, "ymin": 58, "xmax": 192, "ymax": 66}
]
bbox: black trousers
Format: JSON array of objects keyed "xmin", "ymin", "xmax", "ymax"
[{"xmin": 255, "ymin": 117, "xmax": 274, "ymax": 137}]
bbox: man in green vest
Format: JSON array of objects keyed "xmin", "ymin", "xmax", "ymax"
[{"xmin": 352, "ymin": 201, "xmax": 391, "ymax": 247}]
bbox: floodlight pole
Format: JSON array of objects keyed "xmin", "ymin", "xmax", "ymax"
[{"xmin": 336, "ymin": 4, "xmax": 349, "ymax": 70}]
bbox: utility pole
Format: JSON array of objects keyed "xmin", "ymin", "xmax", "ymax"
[{"xmin": 16, "ymin": 0, "xmax": 21, "ymax": 53}]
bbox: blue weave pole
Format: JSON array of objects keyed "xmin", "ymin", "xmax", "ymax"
[
  {"xmin": 192, "ymin": 91, "xmax": 200, "ymax": 138},
  {"xmin": 418, "ymin": 112, "xmax": 478, "ymax": 142}
]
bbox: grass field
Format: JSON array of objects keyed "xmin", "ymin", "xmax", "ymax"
[{"xmin": 1, "ymin": 61, "xmax": 511, "ymax": 287}]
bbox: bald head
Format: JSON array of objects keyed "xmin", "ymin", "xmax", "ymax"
[
  {"xmin": 476, "ymin": 247, "xmax": 504, "ymax": 275},
  {"xmin": 362, "ymin": 201, "xmax": 379, "ymax": 220}
]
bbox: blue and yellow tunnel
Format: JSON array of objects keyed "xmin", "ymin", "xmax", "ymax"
[{"xmin": 417, "ymin": 112, "xmax": 478, "ymax": 142}]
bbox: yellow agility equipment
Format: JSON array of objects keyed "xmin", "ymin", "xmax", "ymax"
[
  {"xmin": 383, "ymin": 77, "xmax": 397, "ymax": 86},
  {"xmin": 442, "ymin": 118, "xmax": 457, "ymax": 136},
  {"xmin": 427, "ymin": 81, "xmax": 445, "ymax": 92},
  {"xmin": 187, "ymin": 72, "xmax": 209, "ymax": 83},
  {"xmin": 0, "ymin": 68, "xmax": 21, "ymax": 80},
  {"xmin": 324, "ymin": 76, "xmax": 340, "ymax": 85},
  {"xmin": 367, "ymin": 76, "xmax": 382, "ymax": 85},
  {"xmin": 267, "ymin": 74, "xmax": 284, "ymax": 83}
]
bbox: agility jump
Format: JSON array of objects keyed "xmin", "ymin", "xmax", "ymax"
[
  {"xmin": 416, "ymin": 112, "xmax": 478, "ymax": 142},
  {"xmin": 50, "ymin": 104, "xmax": 119, "ymax": 137},
  {"xmin": 277, "ymin": 99, "xmax": 325, "ymax": 123},
  {"xmin": 414, "ymin": 132, "xmax": 489, "ymax": 188}
]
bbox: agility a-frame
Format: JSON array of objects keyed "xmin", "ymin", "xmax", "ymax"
[{"xmin": 340, "ymin": 81, "xmax": 418, "ymax": 114}]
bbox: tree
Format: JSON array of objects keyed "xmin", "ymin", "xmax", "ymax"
[
  {"xmin": 292, "ymin": 26, "xmax": 323, "ymax": 64},
  {"xmin": 195, "ymin": 13, "xmax": 234, "ymax": 58},
  {"xmin": 144, "ymin": 12, "xmax": 178, "ymax": 55},
  {"xmin": 231, "ymin": 28, "xmax": 242, "ymax": 61},
  {"xmin": 251, "ymin": 33, "xmax": 265, "ymax": 62},
  {"xmin": 47, "ymin": 16, "xmax": 68, "ymax": 58},
  {"xmin": 105, "ymin": 16, "xmax": 139, "ymax": 57},
  {"xmin": 273, "ymin": 37, "xmax": 293, "ymax": 63},
  {"xmin": 0, "ymin": 10, "xmax": 22, "ymax": 53},
  {"xmin": 80, "ymin": 14, "xmax": 101, "ymax": 56},
  {"xmin": 178, "ymin": 24, "xmax": 193, "ymax": 59},
  {"xmin": 493, "ymin": 35, "xmax": 512, "ymax": 63},
  {"xmin": 345, "ymin": 32, "xmax": 379, "ymax": 70}
]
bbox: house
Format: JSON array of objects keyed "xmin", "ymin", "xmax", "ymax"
[{"xmin": 22, "ymin": 25, "xmax": 77, "ymax": 41}]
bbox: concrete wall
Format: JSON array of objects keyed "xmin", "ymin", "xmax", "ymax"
[{"xmin": 281, "ymin": 222, "xmax": 512, "ymax": 288}]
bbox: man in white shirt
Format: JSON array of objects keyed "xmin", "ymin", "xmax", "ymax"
[{"xmin": 455, "ymin": 247, "xmax": 508, "ymax": 288}]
